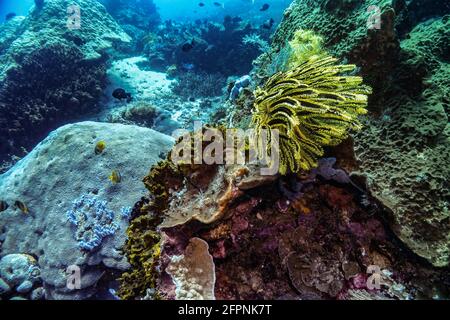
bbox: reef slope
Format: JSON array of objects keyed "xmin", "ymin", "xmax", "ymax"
[
  {"xmin": 257, "ymin": 0, "xmax": 450, "ymax": 267},
  {"xmin": 0, "ymin": 0, "xmax": 130, "ymax": 165}
]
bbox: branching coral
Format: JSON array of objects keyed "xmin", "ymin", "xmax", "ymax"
[{"xmin": 251, "ymin": 55, "xmax": 371, "ymax": 174}]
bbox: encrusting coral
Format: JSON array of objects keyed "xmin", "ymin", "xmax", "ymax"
[{"xmin": 251, "ymin": 54, "xmax": 371, "ymax": 174}]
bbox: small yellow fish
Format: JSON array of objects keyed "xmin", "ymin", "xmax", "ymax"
[
  {"xmin": 108, "ymin": 170, "xmax": 121, "ymax": 184},
  {"xmin": 95, "ymin": 140, "xmax": 106, "ymax": 155},
  {"xmin": 15, "ymin": 201, "xmax": 29, "ymax": 214},
  {"xmin": 0, "ymin": 200, "xmax": 9, "ymax": 212}
]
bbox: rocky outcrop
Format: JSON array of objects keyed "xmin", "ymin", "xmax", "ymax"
[
  {"xmin": 100, "ymin": 0, "xmax": 161, "ymax": 54},
  {"xmin": 0, "ymin": 121, "xmax": 173, "ymax": 299},
  {"xmin": 0, "ymin": 0, "xmax": 130, "ymax": 166},
  {"xmin": 254, "ymin": 0, "xmax": 450, "ymax": 267}
]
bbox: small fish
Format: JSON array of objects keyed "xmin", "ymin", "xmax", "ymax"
[
  {"xmin": 95, "ymin": 140, "xmax": 106, "ymax": 155},
  {"xmin": 182, "ymin": 63, "xmax": 195, "ymax": 71},
  {"xmin": 260, "ymin": 3, "xmax": 270, "ymax": 11},
  {"xmin": 198, "ymin": 2, "xmax": 205, "ymax": 7},
  {"xmin": 262, "ymin": 18, "xmax": 275, "ymax": 29},
  {"xmin": 181, "ymin": 40, "xmax": 195, "ymax": 52},
  {"xmin": 5, "ymin": 12, "xmax": 17, "ymax": 21},
  {"xmin": 15, "ymin": 201, "xmax": 29, "ymax": 214},
  {"xmin": 213, "ymin": 2, "xmax": 224, "ymax": 8},
  {"xmin": 112, "ymin": 88, "xmax": 132, "ymax": 103},
  {"xmin": 0, "ymin": 200, "xmax": 9, "ymax": 212},
  {"xmin": 109, "ymin": 170, "xmax": 122, "ymax": 184}
]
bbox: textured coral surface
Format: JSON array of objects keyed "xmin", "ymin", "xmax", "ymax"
[
  {"xmin": 257, "ymin": 0, "xmax": 450, "ymax": 267},
  {"xmin": 0, "ymin": 0, "xmax": 130, "ymax": 164}
]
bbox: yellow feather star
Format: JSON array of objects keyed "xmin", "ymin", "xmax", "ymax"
[{"xmin": 251, "ymin": 55, "xmax": 372, "ymax": 175}]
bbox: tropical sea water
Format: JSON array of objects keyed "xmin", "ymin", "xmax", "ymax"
[
  {"xmin": 0, "ymin": 0, "xmax": 290, "ymax": 23},
  {"xmin": 153, "ymin": 0, "xmax": 290, "ymax": 23}
]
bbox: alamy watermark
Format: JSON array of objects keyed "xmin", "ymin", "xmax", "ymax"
[
  {"xmin": 366, "ymin": 265, "xmax": 381, "ymax": 290},
  {"xmin": 67, "ymin": 4, "xmax": 81, "ymax": 30},
  {"xmin": 170, "ymin": 121, "xmax": 280, "ymax": 175},
  {"xmin": 367, "ymin": 5, "xmax": 382, "ymax": 30},
  {"xmin": 66, "ymin": 265, "xmax": 81, "ymax": 290}
]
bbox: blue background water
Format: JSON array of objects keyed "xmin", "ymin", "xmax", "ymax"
[
  {"xmin": 0, "ymin": 0, "xmax": 289, "ymax": 24},
  {"xmin": 154, "ymin": 0, "xmax": 289, "ymax": 23}
]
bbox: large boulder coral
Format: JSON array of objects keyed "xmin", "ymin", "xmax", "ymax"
[
  {"xmin": 0, "ymin": 121, "xmax": 174, "ymax": 299},
  {"xmin": 253, "ymin": 0, "xmax": 450, "ymax": 267},
  {"xmin": 0, "ymin": 0, "xmax": 130, "ymax": 165},
  {"xmin": 354, "ymin": 17, "xmax": 450, "ymax": 267}
]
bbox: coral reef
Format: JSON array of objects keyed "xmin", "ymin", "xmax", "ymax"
[
  {"xmin": 106, "ymin": 101, "xmax": 178, "ymax": 135},
  {"xmin": 229, "ymin": 75, "xmax": 251, "ymax": 101},
  {"xmin": 1, "ymin": 0, "xmax": 448, "ymax": 302},
  {"xmin": 0, "ymin": 121, "xmax": 173, "ymax": 299},
  {"xmin": 117, "ymin": 205, "xmax": 162, "ymax": 300},
  {"xmin": 101, "ymin": 0, "xmax": 160, "ymax": 31},
  {"xmin": 143, "ymin": 18, "xmax": 269, "ymax": 76},
  {"xmin": 258, "ymin": 0, "xmax": 400, "ymax": 93},
  {"xmin": 107, "ymin": 102, "xmax": 158, "ymax": 127},
  {"xmin": 67, "ymin": 195, "xmax": 120, "ymax": 251},
  {"xmin": 242, "ymin": 33, "xmax": 270, "ymax": 53},
  {"xmin": 100, "ymin": 0, "xmax": 160, "ymax": 55},
  {"xmin": 0, "ymin": 254, "xmax": 43, "ymax": 300},
  {"xmin": 252, "ymin": 0, "xmax": 450, "ymax": 267},
  {"xmin": 0, "ymin": 0, "xmax": 130, "ymax": 164},
  {"xmin": 120, "ymin": 141, "xmax": 450, "ymax": 300},
  {"xmin": 251, "ymin": 55, "xmax": 371, "ymax": 174}
]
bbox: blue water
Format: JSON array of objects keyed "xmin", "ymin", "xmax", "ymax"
[
  {"xmin": 0, "ymin": 0, "xmax": 289, "ymax": 24},
  {"xmin": 154, "ymin": 0, "xmax": 289, "ymax": 23},
  {"xmin": 0, "ymin": 0, "xmax": 34, "ymax": 22}
]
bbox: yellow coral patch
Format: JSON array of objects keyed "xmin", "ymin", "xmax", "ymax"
[{"xmin": 251, "ymin": 55, "xmax": 371, "ymax": 175}]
